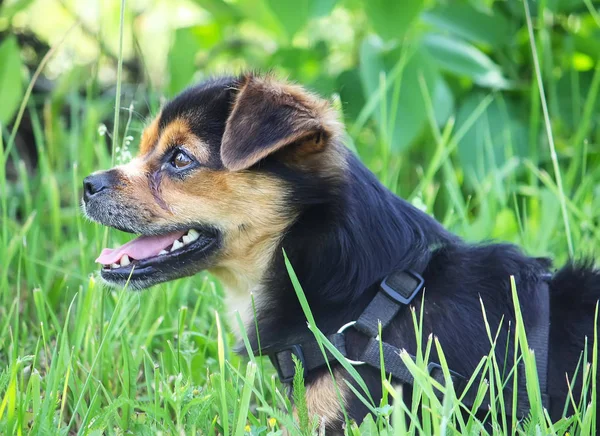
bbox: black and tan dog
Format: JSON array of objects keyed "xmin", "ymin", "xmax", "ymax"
[{"xmin": 83, "ymin": 74, "xmax": 600, "ymax": 431}]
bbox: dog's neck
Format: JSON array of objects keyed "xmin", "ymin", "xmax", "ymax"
[
  {"xmin": 218, "ymin": 151, "xmax": 456, "ymax": 349},
  {"xmin": 209, "ymin": 229, "xmax": 287, "ymax": 338}
]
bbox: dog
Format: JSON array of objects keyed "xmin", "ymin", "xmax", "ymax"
[{"xmin": 83, "ymin": 73, "xmax": 600, "ymax": 432}]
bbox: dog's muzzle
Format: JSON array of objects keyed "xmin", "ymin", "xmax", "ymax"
[{"xmin": 83, "ymin": 170, "xmax": 120, "ymax": 204}]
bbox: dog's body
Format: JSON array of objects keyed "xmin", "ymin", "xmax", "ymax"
[{"xmin": 83, "ymin": 74, "xmax": 600, "ymax": 432}]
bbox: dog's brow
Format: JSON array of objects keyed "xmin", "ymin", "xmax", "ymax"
[
  {"xmin": 157, "ymin": 119, "xmax": 188, "ymax": 155},
  {"xmin": 155, "ymin": 118, "xmax": 211, "ymax": 163}
]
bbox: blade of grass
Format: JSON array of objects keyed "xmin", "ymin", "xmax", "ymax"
[
  {"xmin": 233, "ymin": 362, "xmax": 257, "ymax": 436},
  {"xmin": 215, "ymin": 311, "xmax": 230, "ymax": 435},
  {"xmin": 523, "ymin": 0, "xmax": 573, "ymax": 257}
]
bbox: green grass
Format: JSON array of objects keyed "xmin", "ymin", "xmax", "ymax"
[{"xmin": 2, "ymin": 1, "xmax": 600, "ymax": 434}]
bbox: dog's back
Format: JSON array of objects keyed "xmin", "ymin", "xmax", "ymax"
[{"xmin": 549, "ymin": 263, "xmax": 600, "ymax": 420}]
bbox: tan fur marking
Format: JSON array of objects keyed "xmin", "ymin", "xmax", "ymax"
[
  {"xmin": 302, "ymin": 369, "xmax": 348, "ymax": 430},
  {"xmin": 156, "ymin": 118, "xmax": 210, "ymax": 163},
  {"xmin": 139, "ymin": 115, "xmax": 161, "ymax": 155},
  {"xmin": 202, "ymin": 172, "xmax": 295, "ymax": 333}
]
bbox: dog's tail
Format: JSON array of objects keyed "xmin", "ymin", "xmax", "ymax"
[
  {"xmin": 550, "ymin": 259, "xmax": 600, "ymax": 313},
  {"xmin": 547, "ymin": 260, "xmax": 600, "ymax": 420}
]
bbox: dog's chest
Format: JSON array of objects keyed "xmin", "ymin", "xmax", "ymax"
[{"xmin": 223, "ymin": 285, "xmax": 263, "ymax": 338}]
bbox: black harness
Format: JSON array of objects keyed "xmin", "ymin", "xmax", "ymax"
[{"xmin": 268, "ymin": 270, "xmax": 551, "ymax": 418}]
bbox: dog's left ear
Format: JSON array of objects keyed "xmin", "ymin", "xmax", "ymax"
[{"xmin": 221, "ymin": 75, "xmax": 331, "ymax": 171}]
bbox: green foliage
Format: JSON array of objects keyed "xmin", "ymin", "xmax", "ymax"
[
  {"xmin": 266, "ymin": 0, "xmax": 335, "ymax": 39},
  {"xmin": 365, "ymin": 0, "xmax": 424, "ymax": 41},
  {"xmin": 1, "ymin": 0, "xmax": 600, "ymax": 433},
  {"xmin": 423, "ymin": 3, "xmax": 511, "ymax": 47},
  {"xmin": 291, "ymin": 354, "xmax": 315, "ymax": 435},
  {"xmin": 167, "ymin": 27, "xmax": 209, "ymax": 97},
  {"xmin": 422, "ymin": 33, "xmax": 512, "ymax": 89},
  {"xmin": 0, "ymin": 37, "xmax": 24, "ymax": 125},
  {"xmin": 456, "ymin": 93, "xmax": 529, "ymax": 186}
]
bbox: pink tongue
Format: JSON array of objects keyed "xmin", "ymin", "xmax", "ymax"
[{"xmin": 95, "ymin": 231, "xmax": 186, "ymax": 265}]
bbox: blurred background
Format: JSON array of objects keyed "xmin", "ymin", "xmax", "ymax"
[
  {"xmin": 2, "ymin": 0, "xmax": 600, "ymax": 432},
  {"xmin": 4, "ymin": 0, "xmax": 600, "ymax": 336},
  {"xmin": 3, "ymin": 0, "xmax": 600, "ymax": 250}
]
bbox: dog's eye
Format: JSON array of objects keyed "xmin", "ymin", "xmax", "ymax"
[{"xmin": 171, "ymin": 150, "xmax": 193, "ymax": 169}]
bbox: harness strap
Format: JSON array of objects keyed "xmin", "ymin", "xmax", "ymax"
[
  {"xmin": 536, "ymin": 281, "xmax": 551, "ymax": 408},
  {"xmin": 359, "ymin": 338, "xmax": 417, "ymax": 385},
  {"xmin": 269, "ymin": 333, "xmax": 347, "ymax": 383},
  {"xmin": 516, "ymin": 280, "xmax": 551, "ymax": 414},
  {"xmin": 359, "ymin": 337, "xmax": 490, "ymax": 411},
  {"xmin": 355, "ymin": 270, "xmax": 424, "ymax": 337},
  {"xmin": 268, "ymin": 270, "xmax": 551, "ymax": 419}
]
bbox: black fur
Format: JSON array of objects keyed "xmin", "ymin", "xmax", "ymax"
[
  {"xmin": 136, "ymin": 76, "xmax": 600, "ymax": 431},
  {"xmin": 243, "ymin": 149, "xmax": 600, "ymax": 431}
]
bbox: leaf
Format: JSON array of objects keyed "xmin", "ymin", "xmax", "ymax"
[
  {"xmin": 236, "ymin": 0, "xmax": 285, "ymax": 37},
  {"xmin": 365, "ymin": 0, "xmax": 424, "ymax": 41},
  {"xmin": 422, "ymin": 3, "xmax": 511, "ymax": 47},
  {"xmin": 0, "ymin": 37, "xmax": 24, "ymax": 125},
  {"xmin": 0, "ymin": 0, "xmax": 35, "ymax": 20},
  {"xmin": 291, "ymin": 355, "xmax": 311, "ymax": 434},
  {"xmin": 270, "ymin": 46, "xmax": 325, "ymax": 81},
  {"xmin": 266, "ymin": 0, "xmax": 312, "ymax": 38},
  {"xmin": 423, "ymin": 33, "xmax": 513, "ymax": 89},
  {"xmin": 167, "ymin": 27, "xmax": 201, "ymax": 96},
  {"xmin": 431, "ymin": 77, "xmax": 454, "ymax": 126},
  {"xmin": 556, "ymin": 69, "xmax": 600, "ymax": 132},
  {"xmin": 189, "ymin": 0, "xmax": 241, "ymax": 23},
  {"xmin": 357, "ymin": 413, "xmax": 378, "ymax": 434},
  {"xmin": 455, "ymin": 92, "xmax": 529, "ymax": 187},
  {"xmin": 167, "ymin": 23, "xmax": 224, "ymax": 96},
  {"xmin": 266, "ymin": 0, "xmax": 337, "ymax": 38},
  {"xmin": 359, "ymin": 36, "xmax": 446, "ymax": 151},
  {"xmin": 337, "ymin": 69, "xmax": 367, "ymax": 120},
  {"xmin": 492, "ymin": 209, "xmax": 519, "ymax": 240},
  {"xmin": 507, "ymin": 0, "xmax": 590, "ymax": 16},
  {"xmin": 311, "ymin": 0, "xmax": 337, "ymax": 17}
]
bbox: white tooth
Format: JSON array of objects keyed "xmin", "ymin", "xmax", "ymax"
[
  {"xmin": 187, "ymin": 229, "xmax": 200, "ymax": 241},
  {"xmin": 182, "ymin": 234, "xmax": 192, "ymax": 245},
  {"xmin": 171, "ymin": 240, "xmax": 183, "ymax": 252},
  {"xmin": 111, "ymin": 263, "xmax": 120, "ymax": 269},
  {"xmin": 159, "ymin": 250, "xmax": 168, "ymax": 255},
  {"xmin": 120, "ymin": 255, "xmax": 130, "ymax": 266}
]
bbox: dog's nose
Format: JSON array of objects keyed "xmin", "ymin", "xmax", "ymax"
[{"xmin": 83, "ymin": 172, "xmax": 114, "ymax": 202}]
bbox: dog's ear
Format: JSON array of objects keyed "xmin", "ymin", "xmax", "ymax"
[{"xmin": 221, "ymin": 75, "xmax": 331, "ymax": 171}]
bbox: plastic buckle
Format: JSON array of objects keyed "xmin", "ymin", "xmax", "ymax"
[
  {"xmin": 427, "ymin": 362, "xmax": 465, "ymax": 392},
  {"xmin": 427, "ymin": 362, "xmax": 444, "ymax": 379},
  {"xmin": 380, "ymin": 270, "xmax": 425, "ymax": 305},
  {"xmin": 270, "ymin": 345, "xmax": 305, "ymax": 383}
]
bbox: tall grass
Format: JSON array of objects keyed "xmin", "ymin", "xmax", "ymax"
[{"xmin": 1, "ymin": 2, "xmax": 599, "ymax": 435}]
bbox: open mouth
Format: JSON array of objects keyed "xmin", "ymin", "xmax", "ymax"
[{"xmin": 96, "ymin": 227, "xmax": 220, "ymax": 285}]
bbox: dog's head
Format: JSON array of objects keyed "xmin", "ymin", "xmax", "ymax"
[{"xmin": 83, "ymin": 74, "xmax": 344, "ymax": 290}]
